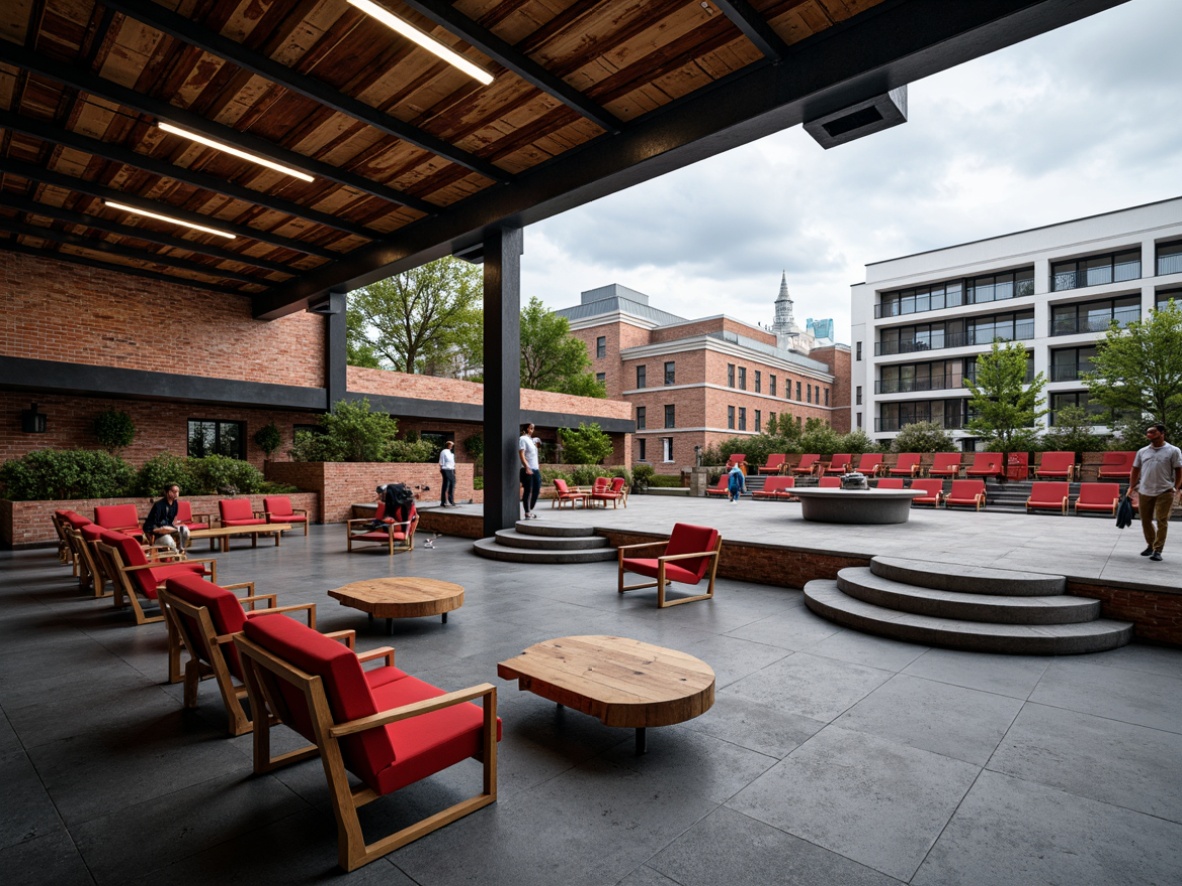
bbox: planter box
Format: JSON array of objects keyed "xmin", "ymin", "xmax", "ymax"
[{"xmin": 2, "ymin": 492, "xmax": 319, "ymax": 549}]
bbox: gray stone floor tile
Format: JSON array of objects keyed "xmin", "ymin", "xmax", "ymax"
[
  {"xmin": 987, "ymin": 702, "xmax": 1182, "ymax": 822},
  {"xmin": 1084, "ymin": 640, "xmax": 1182, "ymax": 678},
  {"xmin": 901, "ymin": 647, "xmax": 1050, "ymax": 698},
  {"xmin": 0, "ymin": 828, "xmax": 95, "ymax": 886},
  {"xmin": 724, "ymin": 607, "xmax": 843, "ymax": 650},
  {"xmin": 1030, "ymin": 657, "xmax": 1182, "ymax": 733},
  {"xmin": 614, "ymin": 866, "xmax": 683, "ymax": 886},
  {"xmin": 728, "ymin": 725, "xmax": 978, "ymax": 881},
  {"xmin": 833, "ymin": 674, "xmax": 1023, "ymax": 765},
  {"xmin": 724, "ymin": 652, "xmax": 893, "ymax": 722},
  {"xmin": 680, "ymin": 692, "xmax": 826, "ymax": 759},
  {"xmin": 0, "ymin": 750, "xmax": 63, "ymax": 851},
  {"xmin": 805, "ymin": 628, "xmax": 931, "ymax": 671},
  {"xmin": 648, "ymin": 806, "xmax": 903, "ymax": 886},
  {"xmin": 913, "ymin": 770, "xmax": 1182, "ymax": 886}
]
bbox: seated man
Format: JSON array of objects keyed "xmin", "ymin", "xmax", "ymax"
[{"xmin": 143, "ymin": 483, "xmax": 191, "ymax": 553}]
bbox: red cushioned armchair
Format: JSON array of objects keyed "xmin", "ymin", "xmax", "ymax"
[
  {"xmin": 159, "ymin": 574, "xmax": 317, "ymax": 735},
  {"xmin": 618, "ymin": 522, "xmax": 723, "ymax": 608},
  {"xmin": 94, "ymin": 504, "xmax": 145, "ymax": 540},
  {"xmin": 263, "ymin": 496, "xmax": 309, "ymax": 536},
  {"xmin": 234, "ymin": 614, "xmax": 499, "ymax": 871},
  {"xmin": 218, "ymin": 498, "xmax": 269, "ymax": 549},
  {"xmin": 346, "ymin": 501, "xmax": 418, "ymax": 554},
  {"xmin": 96, "ymin": 529, "xmax": 217, "ymax": 625}
]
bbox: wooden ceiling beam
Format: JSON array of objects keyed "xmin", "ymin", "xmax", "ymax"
[
  {"xmin": 101, "ymin": 0, "xmax": 511, "ymax": 184},
  {"xmin": 400, "ymin": 0, "xmax": 622, "ymax": 134},
  {"xmin": 3, "ymin": 43, "xmax": 437, "ymax": 216}
]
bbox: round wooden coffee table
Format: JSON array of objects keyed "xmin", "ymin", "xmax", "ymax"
[
  {"xmin": 328, "ymin": 577, "xmax": 464, "ymax": 634},
  {"xmin": 497, "ymin": 635, "xmax": 715, "ymax": 754}
]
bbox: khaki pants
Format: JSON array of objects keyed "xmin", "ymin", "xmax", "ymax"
[{"xmin": 1139, "ymin": 490, "xmax": 1177, "ymax": 552}]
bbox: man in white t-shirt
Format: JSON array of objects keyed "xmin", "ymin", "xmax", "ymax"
[
  {"xmin": 518, "ymin": 422, "xmax": 541, "ymax": 519},
  {"xmin": 1129, "ymin": 422, "xmax": 1182, "ymax": 562},
  {"xmin": 438, "ymin": 440, "xmax": 456, "ymax": 507}
]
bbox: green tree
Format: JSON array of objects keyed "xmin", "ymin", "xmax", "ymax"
[
  {"xmin": 519, "ymin": 297, "xmax": 604, "ymax": 397},
  {"xmin": 891, "ymin": 420, "xmax": 956, "ymax": 452},
  {"xmin": 253, "ymin": 421, "xmax": 282, "ymax": 458},
  {"xmin": 1040, "ymin": 405, "xmax": 1107, "ymax": 453},
  {"xmin": 345, "ymin": 308, "xmax": 381, "ymax": 368},
  {"xmin": 559, "ymin": 423, "xmax": 613, "ymax": 464},
  {"xmin": 1084, "ymin": 300, "xmax": 1182, "ymax": 442},
  {"xmin": 289, "ymin": 399, "xmax": 399, "ymax": 462},
  {"xmin": 348, "ymin": 257, "xmax": 482, "ymax": 374},
  {"xmin": 964, "ymin": 340, "xmax": 1048, "ymax": 463}
]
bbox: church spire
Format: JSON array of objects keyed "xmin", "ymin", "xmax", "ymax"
[{"xmin": 772, "ymin": 270, "xmax": 796, "ymax": 336}]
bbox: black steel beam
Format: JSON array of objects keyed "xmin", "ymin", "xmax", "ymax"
[
  {"xmin": 0, "ymin": 215, "xmax": 266, "ymax": 286},
  {"xmin": 324, "ymin": 289, "xmax": 347, "ymax": 408},
  {"xmin": 0, "ymin": 109, "xmax": 375, "ymax": 247},
  {"xmin": 102, "ymin": 0, "xmax": 510, "ymax": 183},
  {"xmin": 483, "ymin": 225, "xmax": 523, "ymax": 535},
  {"xmin": 713, "ymin": 0, "xmax": 791, "ymax": 59},
  {"xmin": 3, "ymin": 42, "xmax": 437, "ymax": 215},
  {"xmin": 252, "ymin": 0, "xmax": 1127, "ymax": 319},
  {"xmin": 0, "ymin": 190, "xmax": 295, "ymax": 276},
  {"xmin": 0, "ymin": 239, "xmax": 240, "ymax": 294},
  {"xmin": 0, "ymin": 356, "xmax": 327, "ymax": 411},
  {"xmin": 401, "ymin": 0, "xmax": 622, "ymax": 134}
]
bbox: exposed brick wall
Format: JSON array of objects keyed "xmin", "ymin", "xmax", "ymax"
[
  {"xmin": 0, "ymin": 251, "xmax": 324, "ymax": 386},
  {"xmin": 1067, "ymin": 580, "xmax": 1182, "ymax": 646}
]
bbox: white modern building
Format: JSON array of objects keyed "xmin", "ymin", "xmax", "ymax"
[{"xmin": 851, "ymin": 196, "xmax": 1182, "ymax": 446}]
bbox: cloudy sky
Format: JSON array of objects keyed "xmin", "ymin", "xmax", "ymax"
[{"xmin": 519, "ymin": 0, "xmax": 1182, "ymax": 345}]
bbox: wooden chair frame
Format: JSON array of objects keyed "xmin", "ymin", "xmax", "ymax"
[
  {"xmin": 97, "ymin": 538, "xmax": 218, "ymax": 625},
  {"xmin": 159, "ymin": 585, "xmax": 319, "ymax": 734},
  {"xmin": 234, "ymin": 634, "xmax": 497, "ymax": 871},
  {"xmin": 345, "ymin": 513, "xmax": 418, "ymax": 554},
  {"xmin": 64, "ymin": 525, "xmax": 113, "ymax": 598},
  {"xmin": 617, "ymin": 536, "xmax": 723, "ymax": 608}
]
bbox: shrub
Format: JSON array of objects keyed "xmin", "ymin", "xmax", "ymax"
[
  {"xmin": 647, "ymin": 473, "xmax": 683, "ymax": 488},
  {"xmin": 569, "ymin": 464, "xmax": 612, "ymax": 486},
  {"xmin": 609, "ymin": 466, "xmax": 632, "ymax": 489},
  {"xmin": 559, "ymin": 423, "xmax": 613, "ymax": 465},
  {"xmin": 840, "ymin": 429, "xmax": 879, "ymax": 455},
  {"xmin": 259, "ymin": 480, "xmax": 299, "ymax": 494},
  {"xmin": 0, "ymin": 449, "xmax": 135, "ymax": 500},
  {"xmin": 799, "ymin": 420, "xmax": 844, "ymax": 457},
  {"xmin": 631, "ymin": 463, "xmax": 655, "ymax": 491},
  {"xmin": 94, "ymin": 409, "xmax": 136, "ymax": 453},
  {"xmin": 136, "ymin": 453, "xmax": 194, "ymax": 496},
  {"xmin": 187, "ymin": 455, "xmax": 264, "ymax": 495},
  {"xmin": 891, "ymin": 421, "xmax": 956, "ymax": 453},
  {"xmin": 253, "ymin": 421, "xmax": 282, "ymax": 458},
  {"xmin": 463, "ymin": 432, "xmax": 484, "ymax": 471},
  {"xmin": 385, "ymin": 437, "xmax": 436, "ymax": 462},
  {"xmin": 289, "ymin": 399, "xmax": 398, "ymax": 462}
]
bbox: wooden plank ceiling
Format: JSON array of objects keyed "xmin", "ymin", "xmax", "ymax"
[{"xmin": 0, "ymin": 0, "xmax": 1121, "ymax": 318}]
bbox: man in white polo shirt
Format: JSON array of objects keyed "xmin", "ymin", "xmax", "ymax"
[{"xmin": 1129, "ymin": 422, "xmax": 1182, "ymax": 562}]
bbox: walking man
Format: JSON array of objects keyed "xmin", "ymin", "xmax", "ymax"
[
  {"xmin": 439, "ymin": 440, "xmax": 457, "ymax": 507},
  {"xmin": 1129, "ymin": 422, "xmax": 1182, "ymax": 562},
  {"xmin": 519, "ymin": 422, "xmax": 541, "ymax": 519}
]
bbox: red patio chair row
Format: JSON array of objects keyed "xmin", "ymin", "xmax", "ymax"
[
  {"xmin": 752, "ymin": 476, "xmax": 797, "ymax": 500},
  {"xmin": 1027, "ymin": 482, "xmax": 1123, "ymax": 516}
]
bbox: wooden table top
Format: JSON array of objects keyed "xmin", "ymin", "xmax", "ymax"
[
  {"xmin": 328, "ymin": 577, "xmax": 464, "ymax": 619},
  {"xmin": 498, "ymin": 635, "xmax": 715, "ymax": 728},
  {"xmin": 189, "ymin": 523, "xmax": 291, "ymax": 537}
]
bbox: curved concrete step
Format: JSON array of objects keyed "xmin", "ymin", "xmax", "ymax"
[
  {"xmin": 871, "ymin": 556, "xmax": 1065, "ymax": 596},
  {"xmin": 837, "ymin": 568, "xmax": 1098, "ymax": 625},
  {"xmin": 513, "ymin": 520, "xmax": 598, "ymax": 538},
  {"xmin": 493, "ymin": 529, "xmax": 609, "ymax": 551},
  {"xmin": 804, "ymin": 580, "xmax": 1132, "ymax": 655},
  {"xmin": 472, "ymin": 538, "xmax": 616, "ymax": 563}
]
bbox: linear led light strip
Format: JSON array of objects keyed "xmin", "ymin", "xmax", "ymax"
[
  {"xmin": 157, "ymin": 121, "xmax": 315, "ymax": 183},
  {"xmin": 103, "ymin": 200, "xmax": 237, "ymax": 239},
  {"xmin": 348, "ymin": 0, "xmax": 494, "ymax": 86}
]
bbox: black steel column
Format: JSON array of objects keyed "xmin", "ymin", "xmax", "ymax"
[
  {"xmin": 482, "ymin": 225, "xmax": 523, "ymax": 537},
  {"xmin": 324, "ymin": 287, "xmax": 347, "ymax": 410}
]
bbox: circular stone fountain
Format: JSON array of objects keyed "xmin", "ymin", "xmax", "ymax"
[{"xmin": 791, "ymin": 487, "xmax": 924, "ymax": 524}]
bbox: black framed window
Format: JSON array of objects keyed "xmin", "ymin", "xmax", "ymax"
[
  {"xmin": 1158, "ymin": 240, "xmax": 1182, "ymax": 277},
  {"xmin": 662, "ymin": 437, "xmax": 673, "ymax": 462},
  {"xmin": 754, "ymin": 371, "xmax": 761, "ymax": 393},
  {"xmin": 796, "ymin": 381, "xmax": 802, "ymax": 400},
  {"xmin": 807, "ymin": 384, "xmax": 812, "ymax": 404},
  {"xmin": 738, "ymin": 407, "xmax": 746, "ymax": 431},
  {"xmin": 738, "ymin": 367, "xmax": 746, "ymax": 390},
  {"xmin": 755, "ymin": 410, "xmax": 761, "ymax": 433},
  {"xmin": 876, "ymin": 399, "xmax": 968, "ymax": 433},
  {"xmin": 664, "ymin": 361, "xmax": 675, "ymax": 385},
  {"xmin": 1156, "ymin": 288, "xmax": 1182, "ymax": 311},
  {"xmin": 856, "ymin": 342, "xmax": 862, "ymax": 361},
  {"xmin": 638, "ymin": 438, "xmax": 646, "ymax": 461},
  {"xmin": 1051, "ymin": 296, "xmax": 1140, "ymax": 335},
  {"xmin": 824, "ymin": 388, "xmax": 829, "ymax": 406},
  {"xmin": 856, "ymin": 386, "xmax": 863, "ymax": 405},
  {"xmin": 727, "ymin": 364, "xmax": 735, "ymax": 387},
  {"xmin": 595, "ymin": 372, "xmax": 605, "ymax": 385},
  {"xmin": 596, "ymin": 336, "xmax": 606, "ymax": 358},
  {"xmin": 188, "ymin": 419, "xmax": 244, "ymax": 459},
  {"xmin": 1052, "ymin": 250, "xmax": 1141, "ymax": 291},
  {"xmin": 636, "ymin": 406, "xmax": 646, "ymax": 429},
  {"xmin": 1049, "ymin": 391, "xmax": 1104, "ymax": 425},
  {"xmin": 727, "ymin": 406, "xmax": 735, "ymax": 429},
  {"xmin": 636, "ymin": 365, "xmax": 647, "ymax": 388},
  {"xmin": 664, "ymin": 405, "xmax": 675, "ymax": 428},
  {"xmin": 1050, "ymin": 346, "xmax": 1098, "ymax": 382},
  {"xmin": 769, "ymin": 374, "xmax": 777, "ymax": 396}
]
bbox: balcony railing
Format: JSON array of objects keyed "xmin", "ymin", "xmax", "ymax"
[
  {"xmin": 1050, "ymin": 310, "xmax": 1140, "ymax": 336},
  {"xmin": 875, "ymin": 322, "xmax": 1035, "ymax": 356},
  {"xmin": 876, "ymin": 377, "xmax": 959, "ymax": 395},
  {"xmin": 1050, "ymin": 362, "xmax": 1092, "ymax": 382}
]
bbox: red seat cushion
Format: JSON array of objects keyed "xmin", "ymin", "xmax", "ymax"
[
  {"xmin": 108, "ymin": 531, "xmax": 204, "ymax": 598},
  {"xmin": 219, "ymin": 499, "xmax": 263, "ymax": 524},
  {"xmin": 621, "ymin": 558, "xmax": 702, "ymax": 585}
]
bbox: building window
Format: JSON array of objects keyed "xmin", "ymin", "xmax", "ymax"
[
  {"xmin": 636, "ymin": 365, "xmax": 646, "ymax": 388},
  {"xmin": 796, "ymin": 381, "xmax": 802, "ymax": 400},
  {"xmin": 662, "ymin": 437, "xmax": 674, "ymax": 463},
  {"xmin": 1158, "ymin": 240, "xmax": 1182, "ymax": 277},
  {"xmin": 595, "ymin": 372, "xmax": 606, "ymax": 386},
  {"xmin": 664, "ymin": 361, "xmax": 675, "ymax": 385},
  {"xmin": 1052, "ymin": 250, "xmax": 1141, "ymax": 291},
  {"xmin": 876, "ymin": 310, "xmax": 1035, "ymax": 355},
  {"xmin": 1050, "ymin": 346, "xmax": 1098, "ymax": 382},
  {"xmin": 636, "ymin": 406, "xmax": 646, "ymax": 430},
  {"xmin": 769, "ymin": 411, "xmax": 776, "ymax": 429},
  {"xmin": 1157, "ymin": 287, "xmax": 1182, "ymax": 311},
  {"xmin": 664, "ymin": 405, "xmax": 675, "ymax": 428},
  {"xmin": 876, "ymin": 399, "xmax": 969, "ymax": 433},
  {"xmin": 188, "ymin": 419, "xmax": 244, "ymax": 459},
  {"xmin": 755, "ymin": 410, "xmax": 761, "ymax": 433},
  {"xmin": 727, "ymin": 364, "xmax": 735, "ymax": 388},
  {"xmin": 754, "ymin": 370, "xmax": 761, "ymax": 393},
  {"xmin": 807, "ymin": 384, "xmax": 812, "ymax": 404},
  {"xmin": 638, "ymin": 438, "xmax": 646, "ymax": 461},
  {"xmin": 738, "ymin": 407, "xmax": 746, "ymax": 431},
  {"xmin": 738, "ymin": 367, "xmax": 747, "ymax": 390},
  {"xmin": 1049, "ymin": 391, "xmax": 1104, "ymax": 425},
  {"xmin": 727, "ymin": 406, "xmax": 735, "ymax": 430},
  {"xmin": 856, "ymin": 412, "xmax": 863, "ymax": 429},
  {"xmin": 877, "ymin": 278, "xmax": 965, "ymax": 318},
  {"xmin": 856, "ymin": 386, "xmax": 863, "ymax": 406},
  {"xmin": 596, "ymin": 336, "xmax": 606, "ymax": 358},
  {"xmin": 1051, "ymin": 296, "xmax": 1140, "ymax": 336},
  {"xmin": 770, "ymin": 374, "xmax": 776, "ymax": 396},
  {"xmin": 965, "ymin": 268, "xmax": 1036, "ymax": 304},
  {"xmin": 824, "ymin": 388, "xmax": 830, "ymax": 406},
  {"xmin": 856, "ymin": 341, "xmax": 862, "ymax": 361}
]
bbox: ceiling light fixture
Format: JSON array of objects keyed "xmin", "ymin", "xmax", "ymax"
[
  {"xmin": 347, "ymin": 0, "xmax": 494, "ymax": 86},
  {"xmin": 157, "ymin": 121, "xmax": 316, "ymax": 182},
  {"xmin": 103, "ymin": 200, "xmax": 237, "ymax": 239}
]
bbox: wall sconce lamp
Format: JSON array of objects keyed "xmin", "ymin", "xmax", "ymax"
[{"xmin": 22, "ymin": 403, "xmax": 47, "ymax": 433}]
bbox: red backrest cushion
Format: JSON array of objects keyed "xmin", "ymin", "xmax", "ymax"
[
  {"xmin": 932, "ymin": 454, "xmax": 960, "ymax": 469},
  {"xmin": 609, "ymin": 477, "xmax": 626, "ymax": 493},
  {"xmin": 263, "ymin": 496, "xmax": 293, "ymax": 517},
  {"xmin": 950, "ymin": 480, "xmax": 985, "ymax": 498},
  {"xmin": 64, "ymin": 511, "xmax": 93, "ymax": 529},
  {"xmin": 898, "ymin": 454, "xmax": 920, "ymax": 467},
  {"xmin": 95, "ymin": 504, "xmax": 138, "ymax": 529},
  {"xmin": 374, "ymin": 501, "xmax": 387, "ymax": 521},
  {"xmin": 175, "ymin": 501, "xmax": 192, "ymax": 522},
  {"xmin": 1040, "ymin": 452, "xmax": 1073, "ymax": 471},
  {"xmin": 831, "ymin": 454, "xmax": 851, "ymax": 467},
  {"xmin": 166, "ymin": 574, "xmax": 247, "ymax": 673},
  {"xmin": 877, "ymin": 478, "xmax": 904, "ymax": 489},
  {"xmin": 859, "ymin": 454, "xmax": 882, "ymax": 468},
  {"xmin": 80, "ymin": 523, "xmax": 104, "ymax": 542},
  {"xmin": 912, "ymin": 480, "xmax": 943, "ymax": 496},
  {"xmin": 665, "ymin": 523, "xmax": 720, "ymax": 581},
  {"xmin": 1080, "ymin": 483, "xmax": 1120, "ymax": 503},
  {"xmin": 554, "ymin": 479, "xmax": 570, "ymax": 494},
  {"xmin": 593, "ymin": 477, "xmax": 610, "ymax": 492},
  {"xmin": 219, "ymin": 499, "xmax": 254, "ymax": 521},
  {"xmin": 1031, "ymin": 482, "xmax": 1069, "ymax": 501},
  {"xmin": 243, "ymin": 615, "xmax": 395, "ymax": 784}
]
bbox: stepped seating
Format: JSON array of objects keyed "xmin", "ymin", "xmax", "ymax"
[
  {"xmin": 803, "ymin": 556, "xmax": 1132, "ymax": 654},
  {"xmin": 473, "ymin": 520, "xmax": 616, "ymax": 563}
]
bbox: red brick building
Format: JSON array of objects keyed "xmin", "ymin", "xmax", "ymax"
[{"xmin": 558, "ymin": 282, "xmax": 850, "ymax": 474}]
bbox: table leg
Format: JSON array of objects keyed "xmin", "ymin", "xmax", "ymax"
[
  {"xmin": 386, "ymin": 617, "xmax": 393, "ymax": 636},
  {"xmin": 442, "ymin": 612, "xmax": 448, "ymax": 624},
  {"xmin": 635, "ymin": 727, "xmax": 647, "ymax": 755}
]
